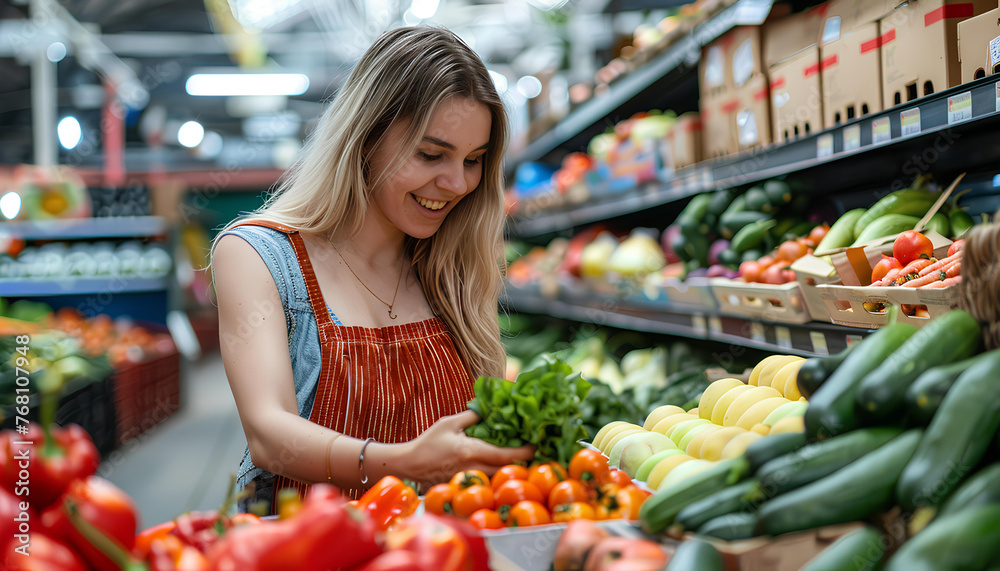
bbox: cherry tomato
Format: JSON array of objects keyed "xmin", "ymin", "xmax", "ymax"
[
  {"xmin": 468, "ymin": 509, "xmax": 505, "ymax": 530},
  {"xmin": 508, "ymin": 501, "xmax": 551, "ymax": 527},
  {"xmin": 552, "ymin": 502, "xmax": 596, "ymax": 523},
  {"xmin": 598, "ymin": 468, "xmax": 632, "ymax": 488},
  {"xmin": 453, "ymin": 485, "xmax": 494, "ymax": 519},
  {"xmin": 568, "ymin": 449, "xmax": 608, "ymax": 484},
  {"xmin": 528, "ymin": 463, "xmax": 567, "ymax": 498},
  {"xmin": 548, "ymin": 480, "xmax": 593, "ymax": 511},
  {"xmin": 491, "ymin": 465, "xmax": 529, "ymax": 489},
  {"xmin": 739, "ymin": 261, "xmax": 762, "ymax": 283},
  {"xmin": 871, "ymin": 255, "xmax": 903, "ymax": 284},
  {"xmin": 494, "ymin": 480, "xmax": 544, "ymax": 507},
  {"xmin": 893, "ymin": 230, "xmax": 934, "ymax": 266},
  {"xmin": 424, "ymin": 484, "xmax": 455, "ymax": 516},
  {"xmin": 948, "ymin": 239, "xmax": 964, "ymax": 257},
  {"xmin": 450, "ymin": 470, "xmax": 490, "ymax": 490}
]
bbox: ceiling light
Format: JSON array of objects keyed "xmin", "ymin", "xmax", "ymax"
[
  {"xmin": 410, "ymin": 0, "xmax": 439, "ymax": 19},
  {"xmin": 46, "ymin": 42, "xmax": 67, "ymax": 63},
  {"xmin": 196, "ymin": 131, "xmax": 224, "ymax": 159},
  {"xmin": 178, "ymin": 121, "xmax": 205, "ymax": 148},
  {"xmin": 516, "ymin": 76, "xmax": 543, "ymax": 99},
  {"xmin": 489, "ymin": 71, "xmax": 508, "ymax": 95},
  {"xmin": 0, "ymin": 192, "xmax": 21, "ymax": 220},
  {"xmin": 185, "ymin": 73, "xmax": 310, "ymax": 97},
  {"xmin": 57, "ymin": 117, "xmax": 82, "ymax": 150}
]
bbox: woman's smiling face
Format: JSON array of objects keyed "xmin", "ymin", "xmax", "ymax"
[{"xmin": 367, "ymin": 97, "xmax": 492, "ymax": 240}]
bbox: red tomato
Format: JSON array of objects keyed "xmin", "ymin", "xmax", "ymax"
[
  {"xmin": 548, "ymin": 480, "xmax": 593, "ymax": 511},
  {"xmin": 491, "ymin": 465, "xmax": 529, "ymax": 489},
  {"xmin": 40, "ymin": 477, "xmax": 137, "ymax": 571},
  {"xmin": 453, "ymin": 485, "xmax": 494, "ymax": 519},
  {"xmin": 893, "ymin": 231, "xmax": 934, "ymax": 266},
  {"xmin": 450, "ymin": 471, "xmax": 490, "ymax": 490},
  {"xmin": 739, "ymin": 261, "xmax": 763, "ymax": 283},
  {"xmin": 424, "ymin": 484, "xmax": 455, "ymax": 516},
  {"xmin": 598, "ymin": 468, "xmax": 632, "ymax": 488},
  {"xmin": 494, "ymin": 480, "xmax": 544, "ymax": 507},
  {"xmin": 508, "ymin": 501, "xmax": 551, "ymax": 527},
  {"xmin": 568, "ymin": 449, "xmax": 609, "ymax": 484},
  {"xmin": 468, "ymin": 509, "xmax": 505, "ymax": 530},
  {"xmin": 761, "ymin": 263, "xmax": 788, "ymax": 285},
  {"xmin": 870, "ymin": 255, "xmax": 903, "ymax": 284},
  {"xmin": 777, "ymin": 240, "xmax": 809, "ymax": 262},
  {"xmin": 809, "ymin": 224, "xmax": 830, "ymax": 244},
  {"xmin": 528, "ymin": 463, "xmax": 568, "ymax": 499},
  {"xmin": 948, "ymin": 239, "xmax": 964, "ymax": 257}
]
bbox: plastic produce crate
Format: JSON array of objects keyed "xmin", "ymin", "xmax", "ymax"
[{"xmin": 112, "ymin": 350, "xmax": 181, "ymax": 445}]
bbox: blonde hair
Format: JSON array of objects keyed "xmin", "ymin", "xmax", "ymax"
[{"xmin": 216, "ymin": 26, "xmax": 508, "ymax": 379}]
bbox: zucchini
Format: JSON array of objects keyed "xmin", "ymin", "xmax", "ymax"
[
  {"xmin": 801, "ymin": 525, "xmax": 886, "ymax": 571},
  {"xmin": 855, "ymin": 309, "xmax": 981, "ymax": 422},
  {"xmin": 666, "ymin": 539, "xmax": 723, "ymax": 571},
  {"xmin": 638, "ymin": 457, "xmax": 750, "ymax": 534},
  {"xmin": 757, "ymin": 427, "xmax": 902, "ymax": 498},
  {"xmin": 672, "ymin": 232, "xmax": 693, "ymax": 263},
  {"xmin": 757, "ymin": 430, "xmax": 922, "ymax": 537},
  {"xmin": 718, "ymin": 248, "xmax": 741, "ymax": 268},
  {"xmin": 852, "ymin": 189, "xmax": 937, "ymax": 240},
  {"xmin": 851, "ymin": 214, "xmax": 921, "ymax": 247},
  {"xmin": 804, "ymin": 323, "xmax": 918, "ymax": 440},
  {"xmin": 924, "ymin": 212, "xmax": 950, "ymax": 238},
  {"xmin": 732, "ymin": 219, "xmax": 777, "ymax": 253},
  {"xmin": 707, "ymin": 189, "xmax": 735, "ymax": 216},
  {"xmin": 720, "ymin": 211, "xmax": 770, "ymax": 240},
  {"xmin": 680, "ymin": 193, "xmax": 713, "ymax": 221},
  {"xmin": 744, "ymin": 432, "xmax": 808, "ymax": 474},
  {"xmin": 745, "ymin": 186, "xmax": 772, "ymax": 212},
  {"xmin": 764, "ymin": 180, "xmax": 793, "ymax": 206},
  {"xmin": 884, "ymin": 505, "xmax": 1000, "ymax": 571},
  {"xmin": 697, "ymin": 512, "xmax": 759, "ymax": 541},
  {"xmin": 937, "ymin": 463, "xmax": 1000, "ymax": 519},
  {"xmin": 796, "ymin": 345, "xmax": 853, "ymax": 399},
  {"xmin": 674, "ymin": 479, "xmax": 765, "ymax": 532},
  {"xmin": 904, "ymin": 356, "xmax": 980, "ymax": 425},
  {"xmin": 721, "ymin": 194, "xmax": 748, "ymax": 219},
  {"xmin": 680, "ymin": 232, "xmax": 710, "ymax": 267},
  {"xmin": 896, "ymin": 349, "xmax": 1000, "ymax": 512},
  {"xmin": 816, "ymin": 208, "xmax": 866, "ymax": 253},
  {"xmin": 949, "ymin": 209, "xmax": 975, "ymax": 238}
]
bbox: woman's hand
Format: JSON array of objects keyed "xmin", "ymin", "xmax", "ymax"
[{"xmin": 404, "ymin": 410, "xmax": 535, "ymax": 488}]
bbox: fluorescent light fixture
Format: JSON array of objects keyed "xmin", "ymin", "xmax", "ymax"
[
  {"xmin": 185, "ymin": 73, "xmax": 310, "ymax": 97},
  {"xmin": 57, "ymin": 116, "xmax": 82, "ymax": 150},
  {"xmin": 517, "ymin": 76, "xmax": 543, "ymax": 99},
  {"xmin": 0, "ymin": 192, "xmax": 21, "ymax": 220},
  {"xmin": 489, "ymin": 71, "xmax": 508, "ymax": 95},
  {"xmin": 410, "ymin": 0, "xmax": 439, "ymax": 19},
  {"xmin": 178, "ymin": 121, "xmax": 205, "ymax": 148},
  {"xmin": 46, "ymin": 42, "xmax": 67, "ymax": 63}
]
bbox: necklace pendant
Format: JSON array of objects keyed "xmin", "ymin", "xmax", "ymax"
[{"xmin": 389, "ymin": 308, "xmax": 397, "ymax": 320}]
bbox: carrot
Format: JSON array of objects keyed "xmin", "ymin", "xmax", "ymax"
[
  {"xmin": 904, "ymin": 258, "xmax": 960, "ymax": 287},
  {"xmin": 944, "ymin": 261, "xmax": 961, "ymax": 278},
  {"xmin": 917, "ymin": 251, "xmax": 962, "ymax": 277},
  {"xmin": 922, "ymin": 276, "xmax": 962, "ymax": 289},
  {"xmin": 900, "ymin": 258, "xmax": 934, "ymax": 277}
]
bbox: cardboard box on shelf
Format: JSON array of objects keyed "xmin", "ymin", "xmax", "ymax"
[
  {"xmin": 728, "ymin": 26, "xmax": 767, "ymax": 91},
  {"xmin": 701, "ymin": 37, "xmax": 733, "ymax": 99},
  {"xmin": 702, "ymin": 91, "xmax": 739, "ymax": 158},
  {"xmin": 766, "ymin": 6, "xmax": 829, "ymax": 142},
  {"xmin": 820, "ymin": 0, "xmax": 897, "ymax": 128},
  {"xmin": 668, "ymin": 112, "xmax": 704, "ymax": 169},
  {"xmin": 958, "ymin": 6, "xmax": 1000, "ymax": 82},
  {"xmin": 880, "ymin": 0, "xmax": 997, "ymax": 109},
  {"xmin": 733, "ymin": 74, "xmax": 772, "ymax": 150}
]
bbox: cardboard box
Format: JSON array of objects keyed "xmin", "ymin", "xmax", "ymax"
[
  {"xmin": 702, "ymin": 91, "xmax": 739, "ymax": 158},
  {"xmin": 711, "ymin": 279, "xmax": 812, "ymax": 323},
  {"xmin": 820, "ymin": 0, "xmax": 896, "ymax": 127},
  {"xmin": 791, "ymin": 255, "xmax": 842, "ymax": 323},
  {"xmin": 728, "ymin": 26, "xmax": 767, "ymax": 90},
  {"xmin": 880, "ymin": 0, "xmax": 997, "ymax": 109},
  {"xmin": 701, "ymin": 523, "xmax": 863, "ymax": 571},
  {"xmin": 733, "ymin": 74, "xmax": 772, "ymax": 149},
  {"xmin": 702, "ymin": 37, "xmax": 732, "ymax": 98},
  {"xmin": 766, "ymin": 6, "xmax": 829, "ymax": 141},
  {"xmin": 668, "ymin": 112, "xmax": 704, "ymax": 169},
  {"xmin": 958, "ymin": 6, "xmax": 1000, "ymax": 82}
]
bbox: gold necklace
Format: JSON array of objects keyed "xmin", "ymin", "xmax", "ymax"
[{"xmin": 330, "ymin": 243, "xmax": 405, "ymax": 320}]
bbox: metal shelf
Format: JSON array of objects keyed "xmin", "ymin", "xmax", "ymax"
[
  {"xmin": 508, "ymin": 75, "xmax": 1000, "ymax": 238},
  {"xmin": 502, "ymin": 284, "xmax": 871, "ymax": 357},
  {"xmin": 0, "ymin": 276, "xmax": 171, "ymax": 296},
  {"xmin": 0, "ymin": 217, "xmax": 169, "ymax": 241}
]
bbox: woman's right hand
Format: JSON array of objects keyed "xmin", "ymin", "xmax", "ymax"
[{"xmin": 405, "ymin": 410, "xmax": 535, "ymax": 487}]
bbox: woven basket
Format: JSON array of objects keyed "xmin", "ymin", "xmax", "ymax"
[{"xmin": 957, "ymin": 207, "xmax": 1000, "ymax": 350}]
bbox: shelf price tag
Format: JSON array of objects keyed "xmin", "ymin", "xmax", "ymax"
[
  {"xmin": 817, "ymin": 134, "xmax": 834, "ymax": 158},
  {"xmin": 901, "ymin": 108, "xmax": 921, "ymax": 137},
  {"xmin": 843, "ymin": 124, "xmax": 861, "ymax": 152},
  {"xmin": 872, "ymin": 117, "xmax": 891, "ymax": 144},
  {"xmin": 750, "ymin": 322, "xmax": 766, "ymax": 344},
  {"xmin": 692, "ymin": 314, "xmax": 708, "ymax": 336},
  {"xmin": 846, "ymin": 334, "xmax": 864, "ymax": 347},
  {"xmin": 709, "ymin": 316, "xmax": 723, "ymax": 336},
  {"xmin": 948, "ymin": 91, "xmax": 973, "ymax": 124},
  {"xmin": 809, "ymin": 331, "xmax": 829, "ymax": 356},
  {"xmin": 775, "ymin": 326, "xmax": 793, "ymax": 350}
]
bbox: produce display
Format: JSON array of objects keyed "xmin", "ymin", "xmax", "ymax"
[{"xmin": 0, "ymin": 240, "xmax": 172, "ymax": 281}]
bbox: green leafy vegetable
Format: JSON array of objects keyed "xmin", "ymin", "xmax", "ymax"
[{"xmin": 465, "ymin": 355, "xmax": 591, "ymax": 465}]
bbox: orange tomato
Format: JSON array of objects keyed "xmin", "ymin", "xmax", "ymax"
[
  {"xmin": 548, "ymin": 480, "xmax": 593, "ymax": 511},
  {"xmin": 568, "ymin": 449, "xmax": 608, "ymax": 484},
  {"xmin": 777, "ymin": 240, "xmax": 809, "ymax": 262},
  {"xmin": 494, "ymin": 480, "xmax": 544, "ymax": 507},
  {"xmin": 870, "ymin": 255, "xmax": 903, "ymax": 284},
  {"xmin": 809, "ymin": 223, "xmax": 830, "ymax": 245},
  {"xmin": 739, "ymin": 261, "xmax": 762, "ymax": 283},
  {"xmin": 468, "ymin": 509, "xmax": 505, "ymax": 530},
  {"xmin": 509, "ymin": 501, "xmax": 551, "ymax": 527},
  {"xmin": 491, "ymin": 465, "xmax": 529, "ymax": 489},
  {"xmin": 613, "ymin": 486, "xmax": 650, "ymax": 520},
  {"xmin": 453, "ymin": 485, "xmax": 494, "ymax": 518},
  {"xmin": 424, "ymin": 484, "xmax": 455, "ymax": 516},
  {"xmin": 450, "ymin": 470, "xmax": 490, "ymax": 490},
  {"xmin": 552, "ymin": 502, "xmax": 596, "ymax": 523},
  {"xmin": 528, "ymin": 463, "xmax": 567, "ymax": 498},
  {"xmin": 598, "ymin": 468, "xmax": 632, "ymax": 488}
]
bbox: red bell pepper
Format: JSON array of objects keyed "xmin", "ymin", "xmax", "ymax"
[
  {"xmin": 384, "ymin": 514, "xmax": 490, "ymax": 571},
  {"xmin": 206, "ymin": 484, "xmax": 382, "ymax": 571},
  {"xmin": 0, "ymin": 424, "xmax": 100, "ymax": 509},
  {"xmin": 355, "ymin": 476, "xmax": 419, "ymax": 531},
  {"xmin": 3, "ymin": 531, "xmax": 88, "ymax": 571},
  {"xmin": 172, "ymin": 510, "xmax": 224, "ymax": 553},
  {"xmin": 41, "ymin": 476, "xmax": 140, "ymax": 571}
]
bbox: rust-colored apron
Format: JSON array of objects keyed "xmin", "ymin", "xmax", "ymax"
[{"xmin": 229, "ymin": 221, "xmax": 475, "ymax": 504}]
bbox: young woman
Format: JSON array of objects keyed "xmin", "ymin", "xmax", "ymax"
[{"xmin": 212, "ymin": 26, "xmax": 534, "ymax": 511}]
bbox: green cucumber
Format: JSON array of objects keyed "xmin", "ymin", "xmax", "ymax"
[
  {"xmin": 638, "ymin": 457, "xmax": 750, "ymax": 534},
  {"xmin": 796, "ymin": 345, "xmax": 854, "ymax": 399},
  {"xmin": 721, "ymin": 194, "xmax": 748, "ymax": 219},
  {"xmin": 905, "ymin": 356, "xmax": 980, "ymax": 425},
  {"xmin": 851, "ymin": 214, "xmax": 921, "ymax": 247},
  {"xmin": 764, "ymin": 180, "xmax": 793, "ymax": 206},
  {"xmin": 884, "ymin": 505, "xmax": 1000, "ymax": 571},
  {"xmin": 757, "ymin": 427, "xmax": 902, "ymax": 498},
  {"xmin": 718, "ymin": 248, "xmax": 741, "ymax": 268},
  {"xmin": 672, "ymin": 231, "xmax": 693, "ymax": 263},
  {"xmin": 697, "ymin": 512, "xmax": 759, "ymax": 541},
  {"xmin": 666, "ymin": 540, "xmax": 724, "ymax": 571},
  {"xmin": 852, "ymin": 189, "xmax": 937, "ymax": 239},
  {"xmin": 801, "ymin": 525, "xmax": 886, "ymax": 571},
  {"xmin": 816, "ymin": 208, "xmax": 866, "ymax": 253},
  {"xmin": 744, "ymin": 432, "xmax": 808, "ymax": 474},
  {"xmin": 757, "ymin": 430, "xmax": 923, "ymax": 537},
  {"xmin": 708, "ymin": 189, "xmax": 736, "ymax": 216},
  {"xmin": 681, "ymin": 194, "xmax": 713, "ymax": 222},
  {"xmin": 949, "ymin": 209, "xmax": 975, "ymax": 238},
  {"xmin": 855, "ymin": 309, "xmax": 981, "ymax": 422},
  {"xmin": 732, "ymin": 219, "xmax": 777, "ymax": 253},
  {"xmin": 896, "ymin": 349, "xmax": 1000, "ymax": 512},
  {"xmin": 937, "ymin": 463, "xmax": 1000, "ymax": 519},
  {"xmin": 804, "ymin": 323, "xmax": 918, "ymax": 440},
  {"xmin": 745, "ymin": 186, "xmax": 772, "ymax": 212},
  {"xmin": 675, "ymin": 479, "xmax": 765, "ymax": 532},
  {"xmin": 924, "ymin": 212, "xmax": 950, "ymax": 237},
  {"xmin": 680, "ymin": 231, "xmax": 710, "ymax": 267},
  {"xmin": 720, "ymin": 211, "xmax": 770, "ymax": 240}
]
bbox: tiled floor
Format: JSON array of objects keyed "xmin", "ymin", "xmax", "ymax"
[{"xmin": 104, "ymin": 352, "xmax": 247, "ymax": 527}]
